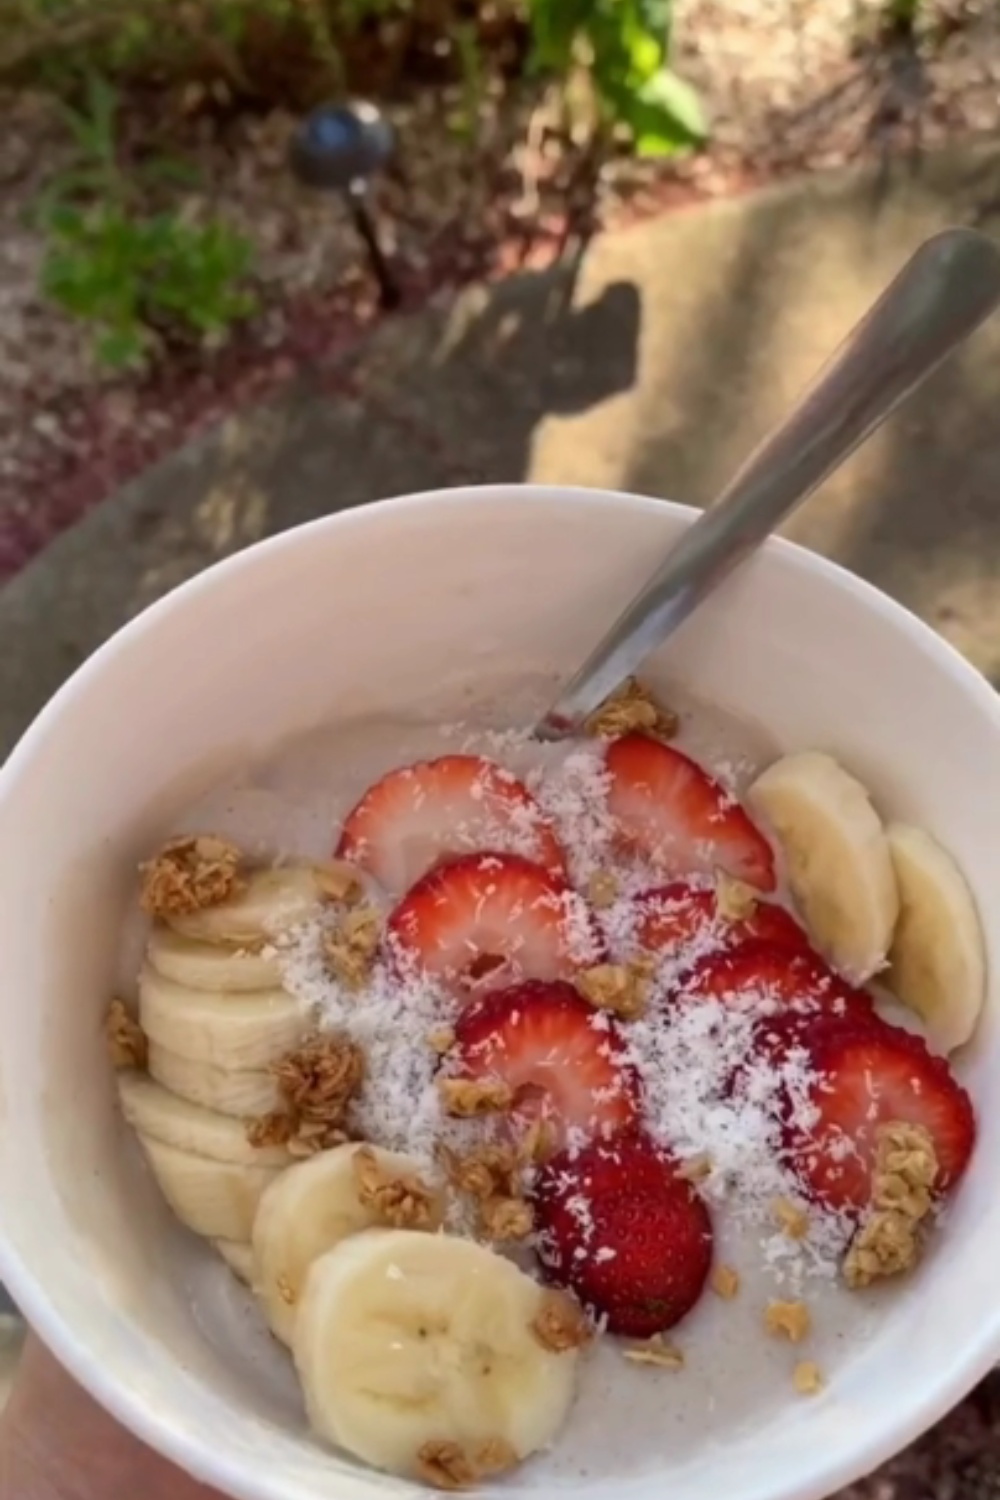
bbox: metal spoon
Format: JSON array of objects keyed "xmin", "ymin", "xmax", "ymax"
[{"xmin": 536, "ymin": 226, "xmax": 1000, "ymax": 741}]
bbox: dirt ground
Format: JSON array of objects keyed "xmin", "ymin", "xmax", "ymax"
[{"xmin": 0, "ymin": 0, "xmax": 997, "ymax": 575}]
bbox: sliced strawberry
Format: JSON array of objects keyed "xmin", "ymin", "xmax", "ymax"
[
  {"xmin": 752, "ymin": 1006, "xmax": 887, "ymax": 1071},
  {"xmin": 635, "ymin": 880, "xmax": 809, "ymax": 964},
  {"xmin": 533, "ymin": 1134, "xmax": 713, "ymax": 1337},
  {"xmin": 336, "ymin": 755, "xmax": 567, "ymax": 892},
  {"xmin": 387, "ymin": 853, "xmax": 604, "ymax": 998},
  {"xmin": 787, "ymin": 1027, "xmax": 976, "ymax": 1212},
  {"xmin": 605, "ymin": 735, "xmax": 775, "ymax": 891},
  {"xmin": 681, "ymin": 941, "xmax": 876, "ymax": 1027},
  {"xmin": 738, "ymin": 1010, "xmax": 896, "ymax": 1133},
  {"xmin": 533, "ymin": 1129, "xmax": 680, "ymax": 1204},
  {"xmin": 449, "ymin": 980, "xmax": 640, "ymax": 1148}
]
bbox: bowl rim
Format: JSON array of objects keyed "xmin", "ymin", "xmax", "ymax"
[{"xmin": 2, "ymin": 482, "xmax": 1000, "ymax": 1500}]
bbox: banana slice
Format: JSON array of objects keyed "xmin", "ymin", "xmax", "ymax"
[
  {"xmin": 166, "ymin": 865, "xmax": 330, "ymax": 945},
  {"xmin": 147, "ymin": 1043, "xmax": 280, "ymax": 1118},
  {"xmin": 747, "ymin": 751, "xmax": 898, "ymax": 981},
  {"xmin": 293, "ymin": 1229, "xmax": 580, "ymax": 1482},
  {"xmin": 138, "ymin": 965, "xmax": 310, "ymax": 1069},
  {"xmin": 137, "ymin": 1133, "xmax": 282, "ymax": 1240},
  {"xmin": 252, "ymin": 1143, "xmax": 445, "ymax": 1346},
  {"xmin": 886, "ymin": 823, "xmax": 986, "ymax": 1054},
  {"xmin": 147, "ymin": 926, "xmax": 283, "ymax": 992},
  {"xmin": 118, "ymin": 1073, "xmax": 290, "ymax": 1167},
  {"xmin": 214, "ymin": 1238, "xmax": 255, "ymax": 1284}
]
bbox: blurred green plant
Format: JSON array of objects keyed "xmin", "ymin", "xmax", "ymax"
[
  {"xmin": 855, "ymin": 0, "xmax": 934, "ymax": 47},
  {"xmin": 12, "ymin": 0, "xmax": 709, "ymax": 367},
  {"xmin": 882, "ymin": 0, "xmax": 923, "ymax": 36},
  {"xmin": 3, "ymin": 0, "xmax": 705, "ymax": 158},
  {"xmin": 37, "ymin": 74, "xmax": 256, "ymax": 370},
  {"xmin": 448, "ymin": 19, "xmax": 485, "ymax": 142},
  {"xmin": 0, "ymin": 0, "xmax": 410, "ymax": 91},
  {"xmin": 527, "ymin": 0, "xmax": 706, "ymax": 156}
]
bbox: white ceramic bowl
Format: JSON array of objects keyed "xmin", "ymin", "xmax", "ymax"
[{"xmin": 0, "ymin": 485, "xmax": 998, "ymax": 1500}]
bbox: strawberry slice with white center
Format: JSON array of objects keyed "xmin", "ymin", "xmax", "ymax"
[
  {"xmin": 449, "ymin": 980, "xmax": 640, "ymax": 1148},
  {"xmin": 786, "ymin": 1026, "xmax": 976, "ymax": 1213},
  {"xmin": 386, "ymin": 853, "xmax": 605, "ymax": 998},
  {"xmin": 336, "ymin": 754, "xmax": 567, "ymax": 893},
  {"xmin": 635, "ymin": 880, "xmax": 808, "ymax": 965},
  {"xmin": 605, "ymin": 734, "xmax": 776, "ymax": 891}
]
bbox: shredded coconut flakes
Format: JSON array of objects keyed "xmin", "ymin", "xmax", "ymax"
[
  {"xmin": 277, "ymin": 727, "xmax": 857, "ymax": 1285},
  {"xmin": 621, "ymin": 991, "xmax": 852, "ymax": 1284}
]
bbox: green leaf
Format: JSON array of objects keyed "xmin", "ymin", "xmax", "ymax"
[
  {"xmin": 634, "ymin": 0, "xmax": 674, "ymax": 38},
  {"xmin": 617, "ymin": 0, "xmax": 670, "ymax": 78},
  {"xmin": 142, "ymin": 155, "xmax": 202, "ymax": 189},
  {"xmin": 83, "ymin": 73, "xmax": 119, "ymax": 163},
  {"xmin": 526, "ymin": 0, "xmax": 593, "ymax": 73},
  {"xmin": 45, "ymin": 201, "xmax": 87, "ymax": 235},
  {"xmin": 38, "ymin": 154, "xmax": 255, "ymax": 359},
  {"xmin": 888, "ymin": 0, "xmax": 921, "ymax": 26},
  {"xmin": 585, "ymin": 0, "xmax": 666, "ymax": 95},
  {"xmin": 215, "ymin": 1, "xmax": 250, "ymax": 45},
  {"xmin": 95, "ymin": 325, "xmax": 146, "ymax": 370},
  {"xmin": 44, "ymin": 163, "xmax": 116, "ymax": 204},
  {"xmin": 624, "ymin": 66, "xmax": 707, "ymax": 154}
]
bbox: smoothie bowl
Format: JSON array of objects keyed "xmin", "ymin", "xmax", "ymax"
[{"xmin": 0, "ymin": 484, "xmax": 998, "ymax": 1500}]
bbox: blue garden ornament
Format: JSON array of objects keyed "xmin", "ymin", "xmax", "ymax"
[
  {"xmin": 290, "ymin": 102, "xmax": 400, "ymax": 309},
  {"xmin": 290, "ymin": 102, "xmax": 395, "ymax": 191}
]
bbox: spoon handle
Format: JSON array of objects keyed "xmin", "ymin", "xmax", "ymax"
[{"xmin": 537, "ymin": 227, "xmax": 1000, "ymax": 740}]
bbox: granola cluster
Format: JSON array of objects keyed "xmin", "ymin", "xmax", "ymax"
[
  {"xmin": 416, "ymin": 1436, "xmax": 518, "ymax": 1490},
  {"xmin": 248, "ymin": 1034, "xmax": 364, "ymax": 1156},
  {"xmin": 772, "ymin": 1196, "xmax": 809, "ymax": 1241},
  {"xmin": 314, "ymin": 862, "xmax": 364, "ymax": 906},
  {"xmin": 437, "ymin": 1077, "xmax": 513, "ymax": 1117},
  {"xmin": 530, "ymin": 1289, "xmax": 592, "ymax": 1353},
  {"xmin": 793, "ymin": 1361, "xmax": 824, "ymax": 1396},
  {"xmin": 585, "ymin": 870, "xmax": 619, "ymax": 909},
  {"xmin": 585, "ymin": 677, "xmax": 678, "ymax": 741},
  {"xmin": 106, "ymin": 998, "xmax": 147, "ymax": 1071},
  {"xmin": 622, "ymin": 1334, "xmax": 684, "ymax": 1370},
  {"xmin": 714, "ymin": 871, "xmax": 758, "ymax": 922},
  {"xmin": 843, "ymin": 1122, "xmax": 938, "ymax": 1289},
  {"xmin": 352, "ymin": 1144, "xmax": 441, "ymax": 1230},
  {"xmin": 439, "ymin": 1144, "xmax": 534, "ymax": 1242},
  {"xmin": 427, "ymin": 1026, "xmax": 456, "ymax": 1055},
  {"xmin": 711, "ymin": 1264, "xmax": 740, "ymax": 1300},
  {"xmin": 440, "ymin": 1143, "xmax": 518, "ymax": 1200},
  {"xmin": 480, "ymin": 1196, "xmax": 534, "ymax": 1241},
  {"xmin": 520, "ymin": 1117, "xmax": 556, "ymax": 1165},
  {"xmin": 139, "ymin": 835, "xmax": 244, "ymax": 918},
  {"xmin": 765, "ymin": 1300, "xmax": 811, "ymax": 1343},
  {"xmin": 322, "ymin": 905, "xmax": 381, "ymax": 990},
  {"xmin": 576, "ymin": 960, "xmax": 652, "ymax": 1021}
]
